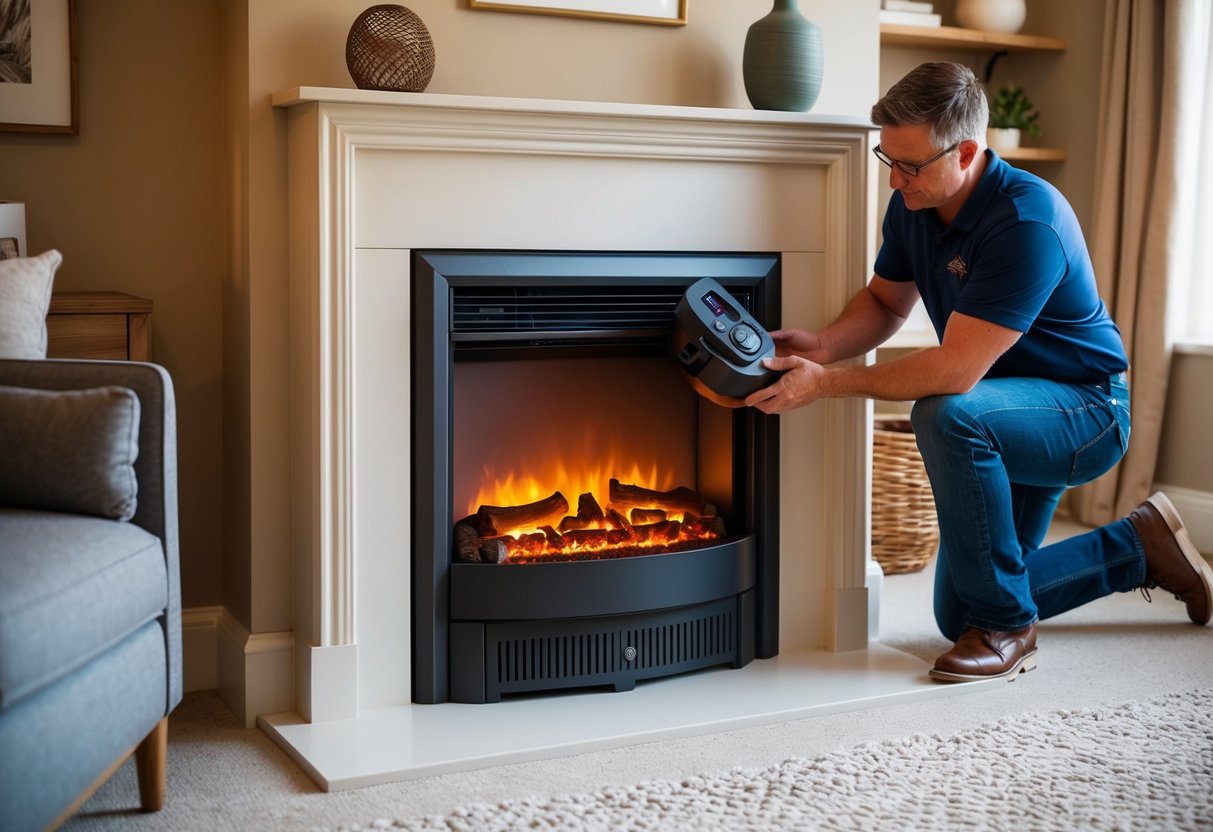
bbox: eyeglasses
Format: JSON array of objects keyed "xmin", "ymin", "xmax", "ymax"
[{"xmin": 873, "ymin": 142, "xmax": 960, "ymax": 177}]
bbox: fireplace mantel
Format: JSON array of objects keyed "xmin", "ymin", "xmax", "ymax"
[{"xmin": 262, "ymin": 88, "xmax": 964, "ymax": 790}]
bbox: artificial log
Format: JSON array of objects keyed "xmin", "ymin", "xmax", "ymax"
[
  {"xmin": 470, "ymin": 491, "xmax": 569, "ymax": 536},
  {"xmin": 539, "ymin": 525, "xmax": 565, "ymax": 548},
  {"xmin": 478, "ymin": 537, "xmax": 508, "ymax": 564},
  {"xmin": 455, "ymin": 520, "xmax": 512, "ymax": 564},
  {"xmin": 576, "ymin": 492, "xmax": 605, "ymax": 522},
  {"xmin": 557, "ymin": 491, "xmax": 608, "ymax": 533},
  {"xmin": 683, "ymin": 512, "xmax": 727, "ymax": 538},
  {"xmin": 608, "ymin": 479, "xmax": 705, "ymax": 516},
  {"xmin": 605, "ymin": 528, "xmax": 628, "ymax": 546},
  {"xmin": 630, "ymin": 519, "xmax": 682, "ymax": 543},
  {"xmin": 557, "ymin": 515, "xmax": 593, "ymax": 533},
  {"xmin": 454, "ymin": 521, "xmax": 483, "ymax": 564},
  {"xmin": 629, "ymin": 507, "xmax": 667, "ymax": 525},
  {"xmin": 606, "ymin": 508, "xmax": 632, "ymax": 532}
]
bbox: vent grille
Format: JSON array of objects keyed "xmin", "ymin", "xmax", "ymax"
[
  {"xmin": 487, "ymin": 600, "xmax": 741, "ymax": 698},
  {"xmin": 625, "ymin": 613, "xmax": 735, "ymax": 671},
  {"xmin": 498, "ymin": 632, "xmax": 622, "ymax": 685},
  {"xmin": 452, "ymin": 285, "xmax": 755, "ymax": 334}
]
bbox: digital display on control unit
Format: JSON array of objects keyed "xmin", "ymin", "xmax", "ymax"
[{"xmin": 702, "ymin": 290, "xmax": 729, "ymax": 318}]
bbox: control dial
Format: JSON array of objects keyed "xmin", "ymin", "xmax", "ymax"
[{"xmin": 730, "ymin": 323, "xmax": 763, "ymax": 355}]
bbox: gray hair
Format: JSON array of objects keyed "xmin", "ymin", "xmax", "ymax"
[{"xmin": 870, "ymin": 62, "xmax": 988, "ymax": 149}]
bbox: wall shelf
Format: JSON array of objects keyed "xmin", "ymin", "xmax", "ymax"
[
  {"xmin": 880, "ymin": 24, "xmax": 1068, "ymax": 166},
  {"xmin": 879, "ymin": 24, "xmax": 1066, "ymax": 53},
  {"xmin": 997, "ymin": 146, "xmax": 1067, "ymax": 162}
]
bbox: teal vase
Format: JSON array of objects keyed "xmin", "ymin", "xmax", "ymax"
[{"xmin": 742, "ymin": 0, "xmax": 824, "ymax": 112}]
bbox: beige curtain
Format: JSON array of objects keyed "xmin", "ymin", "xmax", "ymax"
[{"xmin": 1070, "ymin": 0, "xmax": 1200, "ymax": 524}]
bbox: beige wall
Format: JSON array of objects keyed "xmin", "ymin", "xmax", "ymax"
[
  {"xmin": 0, "ymin": 1, "xmax": 226, "ymax": 607},
  {"xmin": 220, "ymin": 0, "xmax": 252, "ymax": 624},
  {"xmin": 1156, "ymin": 350, "xmax": 1213, "ymax": 492}
]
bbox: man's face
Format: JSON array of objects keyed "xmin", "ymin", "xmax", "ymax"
[{"xmin": 878, "ymin": 124, "xmax": 964, "ymax": 213}]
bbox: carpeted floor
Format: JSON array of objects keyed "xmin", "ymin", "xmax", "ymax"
[
  {"xmin": 65, "ymin": 521, "xmax": 1213, "ymax": 831},
  {"xmin": 344, "ymin": 689, "xmax": 1213, "ymax": 831}
]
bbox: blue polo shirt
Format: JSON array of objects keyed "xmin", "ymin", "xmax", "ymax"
[{"xmin": 874, "ymin": 150, "xmax": 1128, "ymax": 382}]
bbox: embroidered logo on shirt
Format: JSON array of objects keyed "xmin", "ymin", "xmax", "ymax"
[{"xmin": 947, "ymin": 255, "xmax": 969, "ymax": 281}]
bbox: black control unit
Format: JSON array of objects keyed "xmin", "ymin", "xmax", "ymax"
[{"xmin": 671, "ymin": 277, "xmax": 782, "ymax": 403}]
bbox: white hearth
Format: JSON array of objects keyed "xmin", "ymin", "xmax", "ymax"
[{"xmin": 263, "ymin": 88, "xmax": 965, "ymax": 790}]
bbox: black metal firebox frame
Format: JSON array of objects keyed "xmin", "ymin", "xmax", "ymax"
[{"xmin": 412, "ymin": 250, "xmax": 782, "ymax": 704}]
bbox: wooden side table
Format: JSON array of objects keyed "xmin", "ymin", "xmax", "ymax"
[{"xmin": 46, "ymin": 291, "xmax": 153, "ymax": 362}]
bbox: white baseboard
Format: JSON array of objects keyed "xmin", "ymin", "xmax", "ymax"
[
  {"xmin": 181, "ymin": 605, "xmax": 222, "ymax": 692},
  {"xmin": 182, "ymin": 605, "xmax": 294, "ymax": 727},
  {"xmin": 217, "ymin": 610, "xmax": 294, "ymax": 728},
  {"xmin": 1154, "ymin": 483, "xmax": 1213, "ymax": 558}
]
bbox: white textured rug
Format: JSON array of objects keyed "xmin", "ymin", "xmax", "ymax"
[{"xmin": 340, "ymin": 688, "xmax": 1213, "ymax": 832}]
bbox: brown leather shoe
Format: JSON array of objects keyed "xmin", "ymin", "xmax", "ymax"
[
  {"xmin": 929, "ymin": 623, "xmax": 1037, "ymax": 683},
  {"xmin": 1127, "ymin": 492, "xmax": 1213, "ymax": 626}
]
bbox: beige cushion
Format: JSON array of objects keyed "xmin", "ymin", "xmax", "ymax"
[
  {"xmin": 0, "ymin": 384, "xmax": 140, "ymax": 521},
  {"xmin": 0, "ymin": 249, "xmax": 62, "ymax": 359}
]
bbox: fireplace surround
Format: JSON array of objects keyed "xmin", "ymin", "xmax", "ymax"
[
  {"xmin": 412, "ymin": 250, "xmax": 781, "ymax": 703},
  {"xmin": 259, "ymin": 89, "xmax": 961, "ymax": 790}
]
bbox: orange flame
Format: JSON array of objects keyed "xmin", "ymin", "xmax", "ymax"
[
  {"xmin": 463, "ymin": 454, "xmax": 723, "ymax": 563},
  {"xmin": 468, "ymin": 455, "xmax": 676, "ymax": 535}
]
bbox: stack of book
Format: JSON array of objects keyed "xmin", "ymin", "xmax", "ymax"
[{"xmin": 879, "ymin": 0, "xmax": 942, "ymax": 28}]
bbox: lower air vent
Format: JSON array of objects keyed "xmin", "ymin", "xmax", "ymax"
[{"xmin": 475, "ymin": 595, "xmax": 751, "ymax": 702}]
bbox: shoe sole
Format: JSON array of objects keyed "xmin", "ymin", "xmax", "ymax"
[
  {"xmin": 1147, "ymin": 492, "xmax": 1213, "ymax": 626},
  {"xmin": 928, "ymin": 650, "xmax": 1038, "ymax": 684}
]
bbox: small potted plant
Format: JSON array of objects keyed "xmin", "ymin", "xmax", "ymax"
[{"xmin": 987, "ymin": 84, "xmax": 1041, "ymax": 151}]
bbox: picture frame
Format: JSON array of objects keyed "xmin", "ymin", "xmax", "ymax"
[
  {"xmin": 469, "ymin": 0, "xmax": 687, "ymax": 27},
  {"xmin": 0, "ymin": 200, "xmax": 24, "ymax": 258},
  {"xmin": 0, "ymin": 0, "xmax": 78, "ymax": 134}
]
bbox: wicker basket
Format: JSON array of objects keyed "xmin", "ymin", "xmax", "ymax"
[
  {"xmin": 346, "ymin": 5, "xmax": 436, "ymax": 93},
  {"xmin": 872, "ymin": 416, "xmax": 939, "ymax": 574}
]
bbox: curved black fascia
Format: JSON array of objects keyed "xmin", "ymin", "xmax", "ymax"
[{"xmin": 449, "ymin": 535, "xmax": 757, "ymax": 622}]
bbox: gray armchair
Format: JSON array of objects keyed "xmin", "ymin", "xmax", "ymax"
[{"xmin": 0, "ymin": 358, "xmax": 182, "ymax": 830}]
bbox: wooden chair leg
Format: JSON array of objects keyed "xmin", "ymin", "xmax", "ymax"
[{"xmin": 134, "ymin": 717, "xmax": 168, "ymax": 812}]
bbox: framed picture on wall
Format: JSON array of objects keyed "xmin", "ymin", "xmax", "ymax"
[
  {"xmin": 469, "ymin": 0, "xmax": 687, "ymax": 27},
  {"xmin": 0, "ymin": 0, "xmax": 78, "ymax": 134}
]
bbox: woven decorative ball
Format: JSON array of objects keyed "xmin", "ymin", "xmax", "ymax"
[
  {"xmin": 346, "ymin": 5, "xmax": 436, "ymax": 93},
  {"xmin": 871, "ymin": 416, "xmax": 940, "ymax": 574}
]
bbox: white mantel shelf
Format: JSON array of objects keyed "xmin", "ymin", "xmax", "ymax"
[
  {"xmin": 272, "ymin": 86, "xmax": 877, "ymax": 130},
  {"xmin": 265, "ymin": 87, "xmax": 979, "ymax": 790}
]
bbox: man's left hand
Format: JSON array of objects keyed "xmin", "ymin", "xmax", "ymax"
[{"xmin": 743, "ymin": 355, "xmax": 826, "ymax": 413}]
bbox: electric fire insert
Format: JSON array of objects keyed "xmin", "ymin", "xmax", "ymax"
[{"xmin": 412, "ymin": 251, "xmax": 782, "ymax": 703}]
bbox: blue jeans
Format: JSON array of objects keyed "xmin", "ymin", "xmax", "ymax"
[{"xmin": 910, "ymin": 373, "xmax": 1141, "ymax": 641}]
